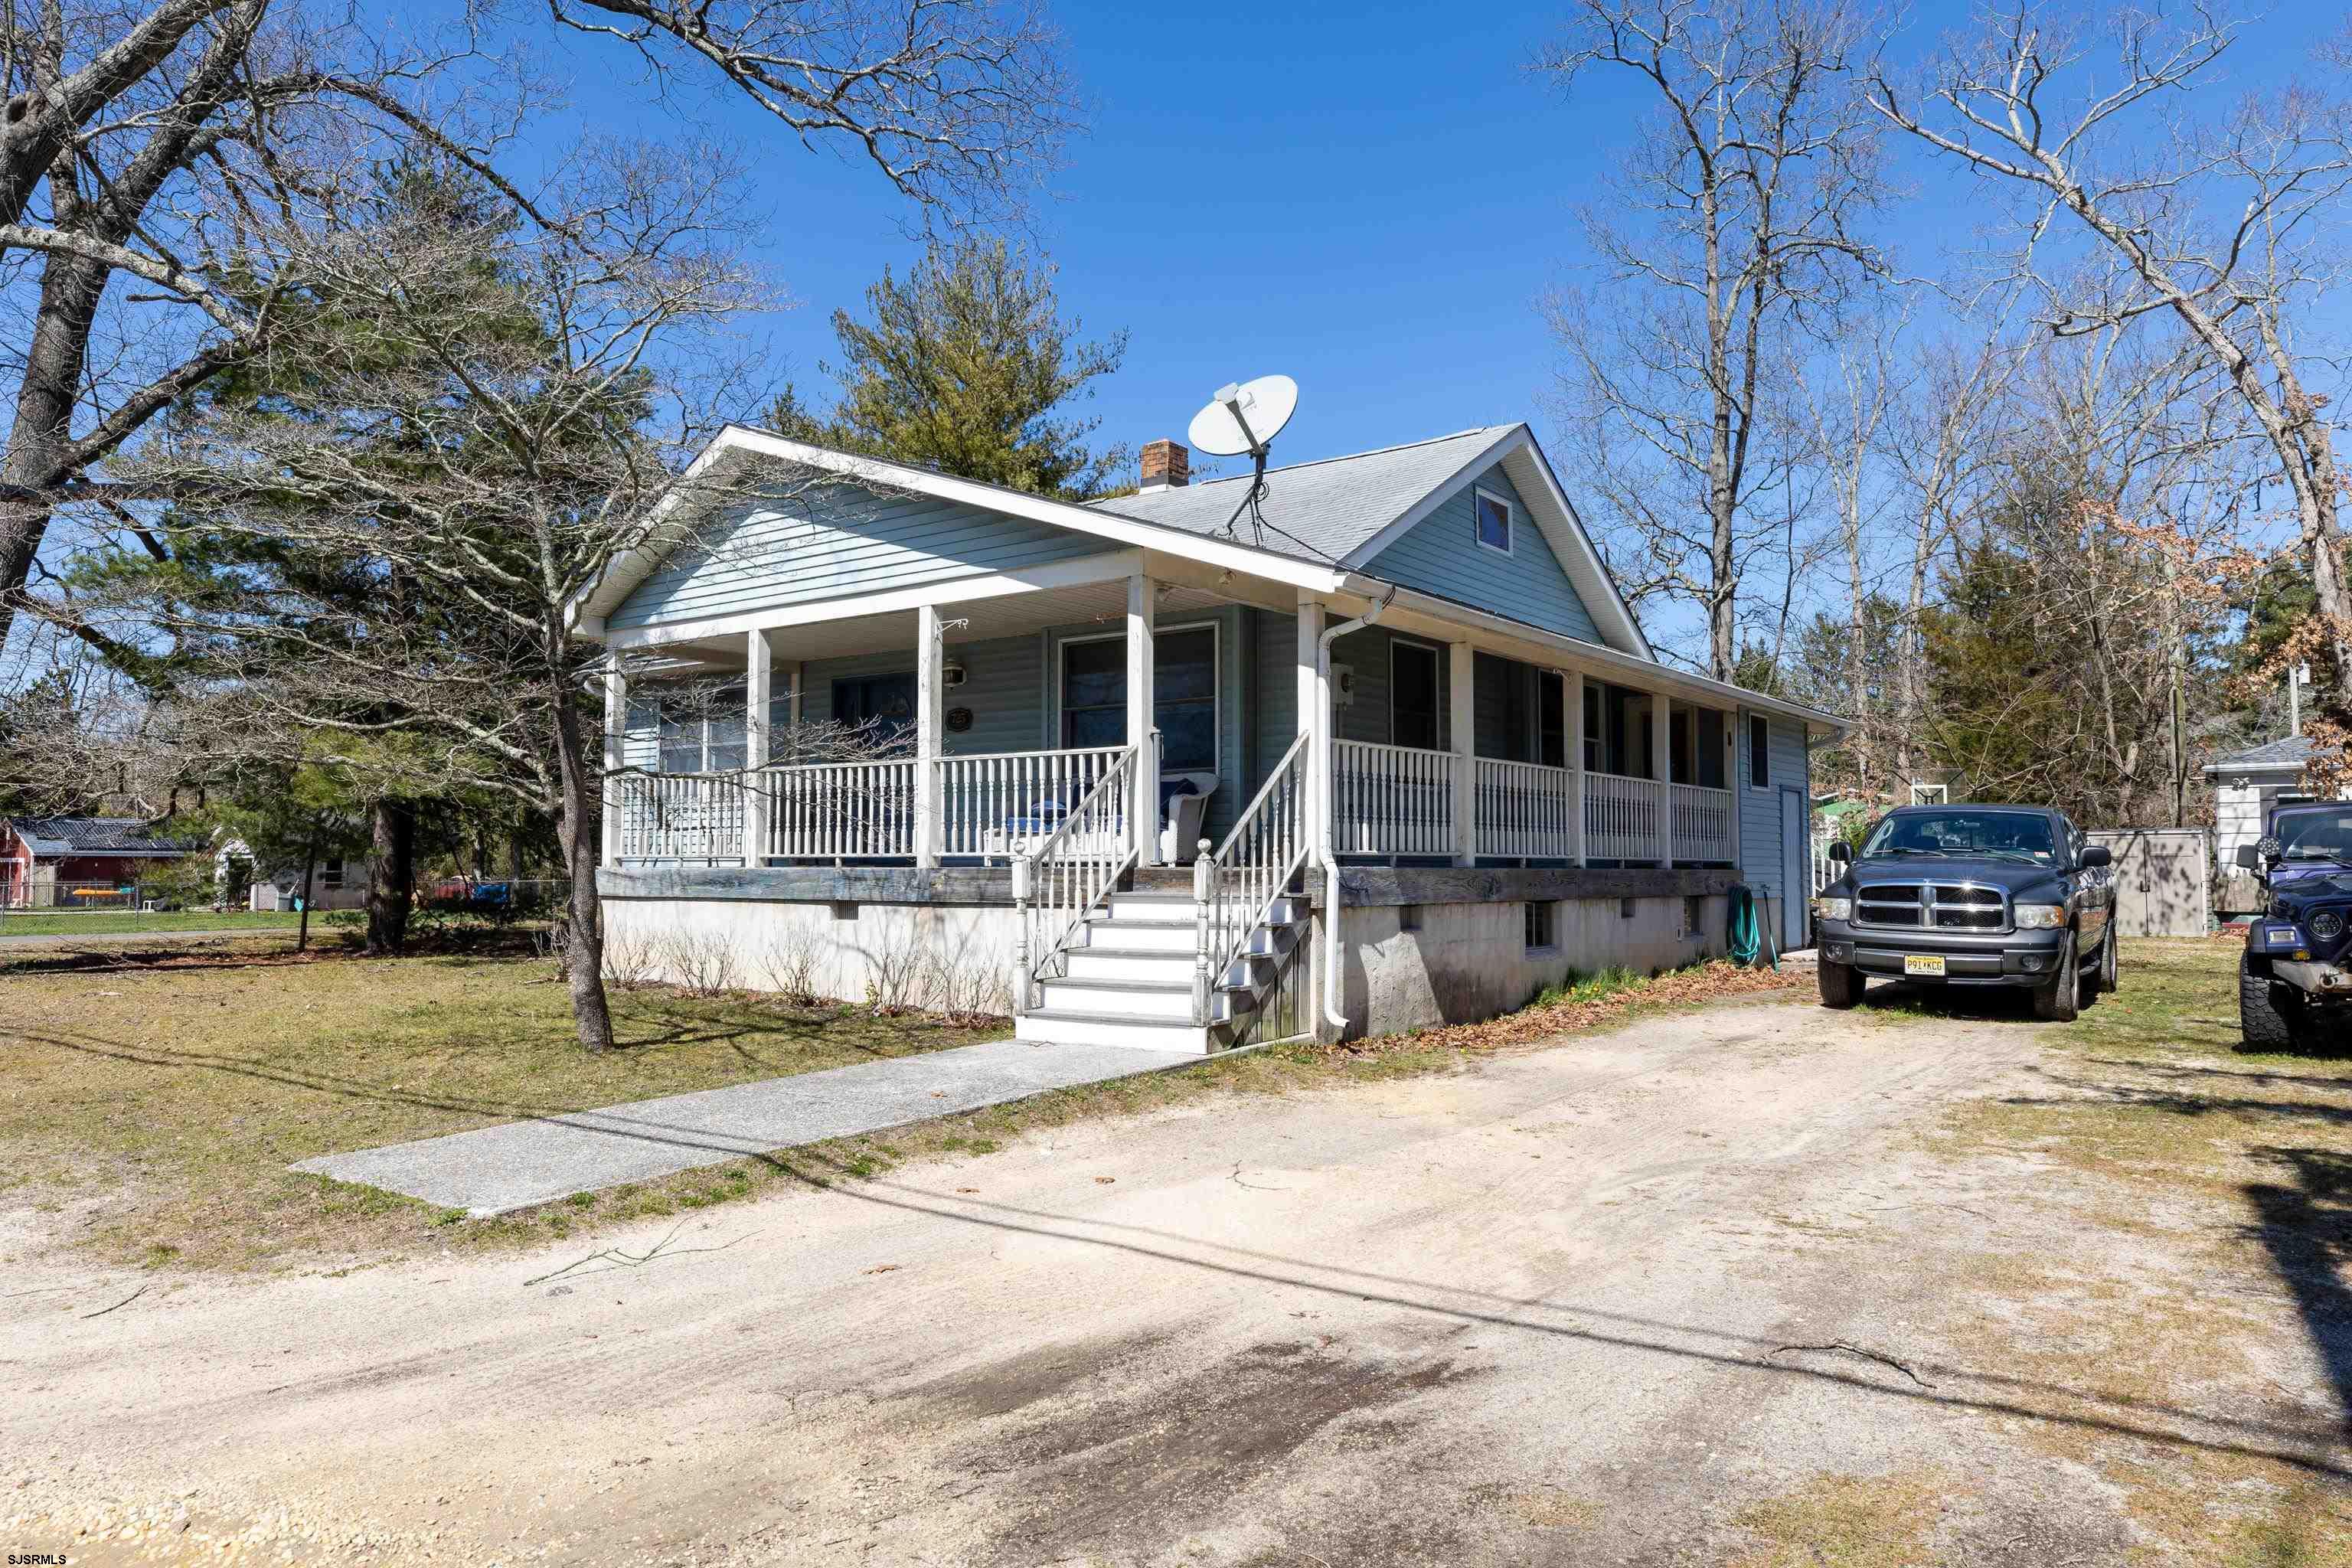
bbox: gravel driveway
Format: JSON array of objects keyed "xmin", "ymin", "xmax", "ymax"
[{"xmin": 6, "ymin": 991, "xmax": 2346, "ymax": 1564}]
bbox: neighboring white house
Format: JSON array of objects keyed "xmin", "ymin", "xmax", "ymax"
[
  {"xmin": 217, "ymin": 837, "xmax": 374, "ymax": 912},
  {"xmin": 2204, "ymin": 736, "xmax": 2334, "ymax": 913}
]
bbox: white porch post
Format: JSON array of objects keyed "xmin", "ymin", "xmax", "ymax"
[
  {"xmin": 1297, "ymin": 594, "xmax": 1325, "ymax": 852},
  {"xmin": 915, "ymin": 606, "xmax": 945, "ymax": 867},
  {"xmin": 1728, "ymin": 707, "xmax": 1744, "ymax": 867},
  {"xmin": 600, "ymin": 652, "xmax": 626, "ymax": 867},
  {"xmin": 1450, "ymin": 640, "xmax": 1476, "ymax": 867},
  {"xmin": 1127, "ymin": 574, "xmax": 1159, "ymax": 865},
  {"xmin": 1651, "ymin": 691, "xmax": 1674, "ymax": 867},
  {"xmin": 1566, "ymin": 670, "xmax": 1586, "ymax": 867},
  {"xmin": 743, "ymin": 629, "xmax": 771, "ymax": 867}
]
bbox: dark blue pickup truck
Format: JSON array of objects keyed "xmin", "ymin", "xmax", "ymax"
[{"xmin": 2236, "ymin": 801, "xmax": 2352, "ymax": 1047}]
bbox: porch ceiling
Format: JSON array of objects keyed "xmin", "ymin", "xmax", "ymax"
[{"xmin": 648, "ymin": 579, "xmax": 1238, "ymax": 669}]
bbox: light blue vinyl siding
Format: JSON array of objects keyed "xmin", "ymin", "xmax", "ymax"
[
  {"xmin": 609, "ymin": 484, "xmax": 1112, "ymax": 632},
  {"xmin": 1360, "ymin": 464, "xmax": 1602, "ymax": 642},
  {"xmin": 1736, "ymin": 710, "xmax": 1811, "ymax": 903}
]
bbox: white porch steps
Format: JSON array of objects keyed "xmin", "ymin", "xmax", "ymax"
[{"xmin": 1014, "ymin": 887, "xmax": 1308, "ymax": 1054}]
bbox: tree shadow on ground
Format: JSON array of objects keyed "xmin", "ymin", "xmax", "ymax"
[{"xmin": 2243, "ymin": 1145, "xmax": 2352, "ymax": 1438}]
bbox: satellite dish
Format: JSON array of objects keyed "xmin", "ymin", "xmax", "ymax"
[{"xmin": 1187, "ymin": 374, "xmax": 1298, "ymax": 459}]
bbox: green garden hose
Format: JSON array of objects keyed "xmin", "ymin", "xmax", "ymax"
[{"xmin": 1727, "ymin": 884, "xmax": 1779, "ymax": 970}]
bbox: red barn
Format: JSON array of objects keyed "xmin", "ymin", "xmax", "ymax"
[{"xmin": 0, "ymin": 816, "xmax": 201, "ymax": 907}]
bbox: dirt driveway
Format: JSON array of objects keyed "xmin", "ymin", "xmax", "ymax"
[{"xmin": 7, "ymin": 980, "xmax": 2348, "ymax": 1564}]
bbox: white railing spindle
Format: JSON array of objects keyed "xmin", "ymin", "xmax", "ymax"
[
  {"xmin": 1194, "ymin": 733, "xmax": 1312, "ymax": 1025},
  {"xmin": 1011, "ymin": 746, "xmax": 1140, "ymax": 1014},
  {"xmin": 1328, "ymin": 740, "xmax": 1457, "ymax": 857}
]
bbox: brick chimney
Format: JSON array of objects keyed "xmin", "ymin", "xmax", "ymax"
[{"xmin": 1140, "ymin": 438, "xmax": 1189, "ymax": 492}]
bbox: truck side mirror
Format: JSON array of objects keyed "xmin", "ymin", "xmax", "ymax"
[
  {"xmin": 2235, "ymin": 844, "xmax": 2261, "ymax": 871},
  {"xmin": 1828, "ymin": 841, "xmax": 1851, "ymax": 864},
  {"xmin": 2081, "ymin": 844, "xmax": 2112, "ymax": 870}
]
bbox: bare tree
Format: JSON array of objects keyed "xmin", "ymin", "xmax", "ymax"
[
  {"xmin": 1540, "ymin": 0, "xmax": 1888, "ymax": 679},
  {"xmin": 1867, "ymin": 3, "xmax": 2352, "ymax": 717},
  {"xmin": 0, "ymin": 0, "xmax": 1075, "ymax": 660}
]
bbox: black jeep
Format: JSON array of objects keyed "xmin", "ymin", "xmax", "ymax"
[
  {"xmin": 1810, "ymin": 804, "xmax": 2117, "ymax": 1021},
  {"xmin": 2235, "ymin": 802, "xmax": 2352, "ymax": 1047}
]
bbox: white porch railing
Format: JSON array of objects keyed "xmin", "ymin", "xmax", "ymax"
[
  {"xmin": 938, "ymin": 746, "xmax": 1125, "ymax": 861},
  {"xmin": 766, "ymin": 759, "xmax": 918, "ymax": 861},
  {"xmin": 1583, "ymin": 771, "xmax": 1662, "ymax": 863},
  {"xmin": 1194, "ymin": 733, "xmax": 1311, "ymax": 1025},
  {"xmin": 1670, "ymin": 782, "xmax": 1734, "ymax": 864},
  {"xmin": 1475, "ymin": 759, "xmax": 1579, "ymax": 860},
  {"xmin": 612, "ymin": 772, "xmax": 748, "ymax": 864},
  {"xmin": 1329, "ymin": 740, "xmax": 1456, "ymax": 857},
  {"xmin": 1011, "ymin": 745, "xmax": 1139, "ymax": 1014}
]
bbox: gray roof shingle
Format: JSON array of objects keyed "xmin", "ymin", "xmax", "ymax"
[
  {"xmin": 8, "ymin": 815, "xmax": 201, "ymax": 857},
  {"xmin": 2207, "ymin": 736, "xmax": 2312, "ymax": 772},
  {"xmin": 1088, "ymin": 426, "xmax": 1516, "ymax": 567}
]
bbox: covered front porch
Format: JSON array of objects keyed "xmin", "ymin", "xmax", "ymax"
[{"xmin": 600, "ymin": 572, "xmax": 1743, "ymax": 877}]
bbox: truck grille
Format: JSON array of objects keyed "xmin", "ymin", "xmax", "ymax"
[{"xmin": 1855, "ymin": 882, "xmax": 2009, "ymax": 933}]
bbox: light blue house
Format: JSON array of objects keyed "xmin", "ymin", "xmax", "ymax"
[{"xmin": 580, "ymin": 421, "xmax": 1839, "ymax": 1047}]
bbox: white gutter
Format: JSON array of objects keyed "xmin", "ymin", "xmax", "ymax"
[{"xmin": 1316, "ymin": 589, "xmax": 1395, "ymax": 1034}]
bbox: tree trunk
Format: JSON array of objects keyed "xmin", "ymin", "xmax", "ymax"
[
  {"xmin": 550, "ymin": 668, "xmax": 616, "ymax": 1054},
  {"xmin": 296, "ymin": 819, "xmax": 320, "ymax": 954},
  {"xmin": 365, "ymin": 798, "xmax": 414, "ymax": 956},
  {"xmin": 0, "ymin": 252, "xmax": 108, "ymax": 654}
]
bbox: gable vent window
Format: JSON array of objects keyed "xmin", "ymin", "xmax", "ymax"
[
  {"xmin": 1474, "ymin": 488, "xmax": 1514, "ymax": 555},
  {"xmin": 1748, "ymin": 715, "xmax": 1770, "ymax": 789}
]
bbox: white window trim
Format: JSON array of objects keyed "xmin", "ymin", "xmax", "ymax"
[
  {"xmin": 1473, "ymin": 485, "xmax": 1516, "ymax": 557},
  {"xmin": 1055, "ymin": 618, "xmax": 1222, "ymax": 776},
  {"xmin": 1388, "ymin": 635, "xmax": 1443, "ymax": 751}
]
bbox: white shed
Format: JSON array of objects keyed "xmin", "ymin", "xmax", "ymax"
[{"xmin": 2203, "ymin": 737, "xmax": 2334, "ymax": 913}]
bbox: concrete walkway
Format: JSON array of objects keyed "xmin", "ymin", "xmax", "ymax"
[{"xmin": 292, "ymin": 1037, "xmax": 1200, "ymax": 1216}]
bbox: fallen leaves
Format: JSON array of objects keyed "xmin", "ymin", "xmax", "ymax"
[{"xmin": 1329, "ymin": 960, "xmax": 1797, "ymax": 1059}]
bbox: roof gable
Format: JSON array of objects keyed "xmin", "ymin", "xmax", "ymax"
[{"xmin": 1358, "ymin": 460, "xmax": 1600, "ymax": 642}]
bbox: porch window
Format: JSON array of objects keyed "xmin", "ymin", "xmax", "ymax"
[
  {"xmin": 648, "ymin": 679, "xmax": 795, "ymax": 772},
  {"xmin": 1060, "ymin": 626, "xmax": 1218, "ymax": 772},
  {"xmin": 1391, "ymin": 641, "xmax": 1440, "ymax": 750},
  {"xmin": 1583, "ymin": 683, "xmax": 1602, "ymax": 771},
  {"xmin": 1538, "ymin": 670, "xmax": 1566, "ymax": 769}
]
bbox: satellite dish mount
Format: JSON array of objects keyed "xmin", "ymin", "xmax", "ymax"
[{"xmin": 1185, "ymin": 374, "xmax": 1298, "ymax": 545}]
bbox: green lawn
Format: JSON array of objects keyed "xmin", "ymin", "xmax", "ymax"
[{"xmin": 0, "ymin": 908, "xmax": 305, "ymax": 937}]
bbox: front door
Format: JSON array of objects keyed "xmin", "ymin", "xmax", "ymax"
[
  {"xmin": 1780, "ymin": 786, "xmax": 1808, "ymax": 951},
  {"xmin": 833, "ymin": 673, "xmax": 917, "ymax": 751}
]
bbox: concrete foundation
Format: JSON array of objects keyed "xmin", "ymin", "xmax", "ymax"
[
  {"xmin": 603, "ymin": 896, "xmax": 1021, "ymax": 1014},
  {"xmin": 1325, "ymin": 893, "xmax": 1729, "ymax": 1040},
  {"xmin": 601, "ymin": 864, "xmax": 1757, "ymax": 1044}
]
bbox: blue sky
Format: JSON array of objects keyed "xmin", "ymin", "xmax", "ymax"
[{"xmin": 491, "ymin": 1, "xmax": 2347, "ymax": 482}]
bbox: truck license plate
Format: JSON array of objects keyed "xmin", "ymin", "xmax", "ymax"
[{"xmin": 1903, "ymin": 955, "xmax": 1947, "ymax": 978}]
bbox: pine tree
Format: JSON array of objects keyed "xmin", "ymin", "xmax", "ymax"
[{"xmin": 769, "ymin": 239, "xmax": 1129, "ymax": 499}]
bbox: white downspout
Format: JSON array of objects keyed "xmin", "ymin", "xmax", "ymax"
[{"xmin": 1316, "ymin": 590, "xmax": 1393, "ymax": 1034}]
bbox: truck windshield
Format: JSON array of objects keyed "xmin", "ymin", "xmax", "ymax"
[
  {"xmin": 1860, "ymin": 811, "xmax": 2056, "ymax": 864},
  {"xmin": 2275, "ymin": 811, "xmax": 2352, "ymax": 860}
]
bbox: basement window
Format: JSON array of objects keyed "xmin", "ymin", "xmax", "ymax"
[
  {"xmin": 1524, "ymin": 900, "xmax": 1556, "ymax": 952},
  {"xmin": 1398, "ymin": 903, "xmax": 1423, "ymax": 933},
  {"xmin": 1684, "ymin": 894, "xmax": 1704, "ymax": 936},
  {"xmin": 1619, "ymin": 897, "xmax": 1637, "ymax": 920},
  {"xmin": 831, "ymin": 901, "xmax": 859, "ymax": 922}
]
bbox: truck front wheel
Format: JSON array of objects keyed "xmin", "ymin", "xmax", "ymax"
[
  {"xmin": 2240, "ymin": 952, "xmax": 2295, "ymax": 1050},
  {"xmin": 1818, "ymin": 957, "xmax": 1861, "ymax": 1009},
  {"xmin": 2033, "ymin": 938, "xmax": 2080, "ymax": 1022}
]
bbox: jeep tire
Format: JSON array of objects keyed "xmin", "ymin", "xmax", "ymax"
[
  {"xmin": 1818, "ymin": 957, "xmax": 1861, "ymax": 1010},
  {"xmin": 2240, "ymin": 952, "xmax": 2295, "ymax": 1050}
]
